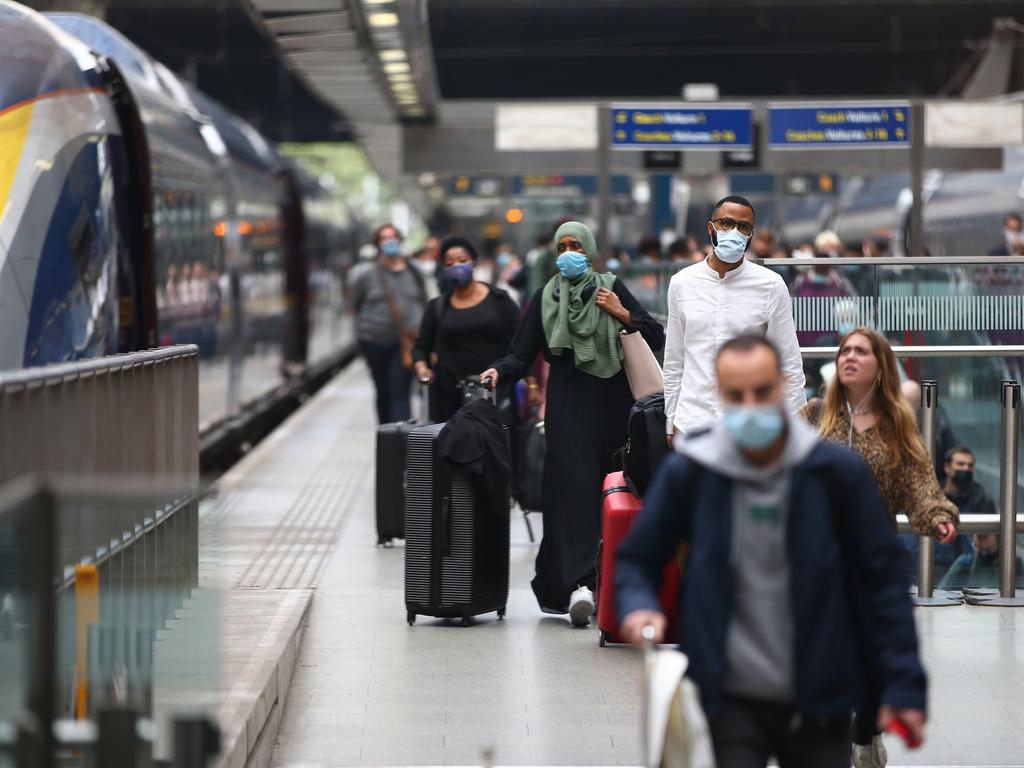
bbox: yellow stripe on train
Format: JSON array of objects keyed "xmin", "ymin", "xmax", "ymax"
[{"xmin": 0, "ymin": 101, "xmax": 34, "ymax": 222}]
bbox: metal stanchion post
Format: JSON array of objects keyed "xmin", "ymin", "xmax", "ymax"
[
  {"xmin": 97, "ymin": 708, "xmax": 140, "ymax": 768},
  {"xmin": 914, "ymin": 380, "xmax": 962, "ymax": 606},
  {"xmin": 970, "ymin": 381, "xmax": 1024, "ymax": 606},
  {"xmin": 172, "ymin": 717, "xmax": 220, "ymax": 768}
]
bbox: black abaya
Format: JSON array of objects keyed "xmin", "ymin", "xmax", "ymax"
[{"xmin": 493, "ymin": 279, "xmax": 664, "ymax": 612}]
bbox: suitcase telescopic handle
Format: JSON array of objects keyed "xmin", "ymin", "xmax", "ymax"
[{"xmin": 441, "ymin": 494, "xmax": 452, "ymax": 557}]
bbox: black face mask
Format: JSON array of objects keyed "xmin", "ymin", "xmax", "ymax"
[
  {"xmin": 978, "ymin": 549, "xmax": 999, "ymax": 566},
  {"xmin": 951, "ymin": 469, "xmax": 974, "ymax": 488}
]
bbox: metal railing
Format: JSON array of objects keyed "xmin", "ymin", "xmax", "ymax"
[
  {"xmin": 900, "ymin": 379, "xmax": 1023, "ymax": 606},
  {"xmin": 0, "ymin": 345, "xmax": 200, "ymax": 486},
  {"xmin": 0, "ymin": 347, "xmax": 209, "ymax": 765},
  {"xmin": 0, "ymin": 478, "xmax": 217, "ymax": 768}
]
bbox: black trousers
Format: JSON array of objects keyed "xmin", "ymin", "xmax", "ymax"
[
  {"xmin": 709, "ymin": 695, "xmax": 850, "ymax": 768},
  {"xmin": 359, "ymin": 340, "xmax": 412, "ymax": 424}
]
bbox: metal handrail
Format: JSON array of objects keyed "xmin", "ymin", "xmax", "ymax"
[
  {"xmin": 896, "ymin": 514, "xmax": 1024, "ymax": 534},
  {"xmin": 0, "ymin": 345, "xmax": 198, "ymax": 391}
]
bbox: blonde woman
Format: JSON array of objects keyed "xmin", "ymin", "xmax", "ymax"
[{"xmin": 802, "ymin": 327, "xmax": 958, "ymax": 768}]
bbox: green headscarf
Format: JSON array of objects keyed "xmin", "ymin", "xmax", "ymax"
[{"xmin": 540, "ymin": 221, "xmax": 624, "ymax": 378}]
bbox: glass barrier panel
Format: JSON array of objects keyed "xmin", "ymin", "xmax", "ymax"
[{"xmin": 0, "ymin": 496, "xmax": 30, "ymax": 768}]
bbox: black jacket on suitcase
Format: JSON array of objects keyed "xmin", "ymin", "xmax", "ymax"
[{"xmin": 404, "ymin": 399, "xmax": 511, "ymax": 625}]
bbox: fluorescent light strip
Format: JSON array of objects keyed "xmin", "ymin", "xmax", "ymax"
[{"xmin": 368, "ymin": 12, "xmax": 398, "ymax": 27}]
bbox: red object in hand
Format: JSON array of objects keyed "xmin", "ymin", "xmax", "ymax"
[{"xmin": 887, "ymin": 719, "xmax": 922, "ymax": 749}]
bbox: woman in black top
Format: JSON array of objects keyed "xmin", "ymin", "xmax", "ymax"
[
  {"xmin": 480, "ymin": 221, "xmax": 664, "ymax": 625},
  {"xmin": 413, "ymin": 237, "xmax": 520, "ymax": 422}
]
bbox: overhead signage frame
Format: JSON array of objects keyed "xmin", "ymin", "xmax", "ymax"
[
  {"xmin": 768, "ymin": 102, "xmax": 911, "ymax": 149},
  {"xmin": 611, "ymin": 104, "xmax": 753, "ymax": 150}
]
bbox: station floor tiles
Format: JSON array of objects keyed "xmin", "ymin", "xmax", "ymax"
[{"xmin": 269, "ymin": 364, "xmax": 1024, "ymax": 767}]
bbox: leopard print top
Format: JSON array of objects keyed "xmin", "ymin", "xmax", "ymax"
[{"xmin": 801, "ymin": 398, "xmax": 959, "ymax": 535}]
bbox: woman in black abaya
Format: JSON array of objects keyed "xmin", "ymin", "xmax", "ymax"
[{"xmin": 481, "ymin": 221, "xmax": 664, "ymax": 626}]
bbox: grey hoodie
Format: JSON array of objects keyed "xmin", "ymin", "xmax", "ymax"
[{"xmin": 675, "ymin": 410, "xmax": 821, "ymax": 703}]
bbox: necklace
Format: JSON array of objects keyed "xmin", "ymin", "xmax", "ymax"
[{"xmin": 845, "ymin": 386, "xmax": 877, "ymax": 445}]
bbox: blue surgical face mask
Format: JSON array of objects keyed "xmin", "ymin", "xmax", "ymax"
[
  {"xmin": 443, "ymin": 262, "xmax": 474, "ymax": 288},
  {"xmin": 496, "ymin": 254, "xmax": 511, "ymax": 268},
  {"xmin": 556, "ymin": 250, "xmax": 590, "ymax": 281},
  {"xmin": 722, "ymin": 404, "xmax": 784, "ymax": 450},
  {"xmin": 380, "ymin": 238, "xmax": 401, "ymax": 257},
  {"xmin": 712, "ymin": 229, "xmax": 749, "ymax": 264},
  {"xmin": 606, "ymin": 257, "xmax": 622, "ymax": 273}
]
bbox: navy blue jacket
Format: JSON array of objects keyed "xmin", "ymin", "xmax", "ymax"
[{"xmin": 616, "ymin": 442, "xmax": 927, "ymax": 727}]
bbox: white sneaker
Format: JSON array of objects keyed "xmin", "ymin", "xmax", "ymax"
[
  {"xmin": 568, "ymin": 586, "xmax": 595, "ymax": 627},
  {"xmin": 852, "ymin": 734, "xmax": 888, "ymax": 768}
]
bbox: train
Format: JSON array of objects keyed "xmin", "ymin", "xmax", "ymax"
[
  {"xmin": 0, "ymin": 2, "xmax": 360, "ymax": 431},
  {"xmin": 777, "ymin": 144, "xmax": 1024, "ymax": 256}
]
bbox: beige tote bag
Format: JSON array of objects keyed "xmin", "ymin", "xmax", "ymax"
[{"xmin": 619, "ymin": 329, "xmax": 663, "ymax": 399}]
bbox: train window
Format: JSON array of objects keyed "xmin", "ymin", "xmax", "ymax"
[{"xmin": 68, "ymin": 205, "xmax": 95, "ymax": 283}]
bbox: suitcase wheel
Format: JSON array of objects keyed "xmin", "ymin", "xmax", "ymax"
[
  {"xmin": 497, "ymin": 607, "xmax": 506, "ymax": 620},
  {"xmin": 407, "ymin": 611, "xmax": 416, "ymax": 626},
  {"xmin": 599, "ymin": 631, "xmax": 608, "ymax": 648},
  {"xmin": 460, "ymin": 614, "xmax": 472, "ymax": 627}
]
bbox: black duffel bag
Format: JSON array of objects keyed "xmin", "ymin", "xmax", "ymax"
[
  {"xmin": 622, "ymin": 392, "xmax": 669, "ymax": 497},
  {"xmin": 515, "ymin": 416, "xmax": 545, "ymax": 511}
]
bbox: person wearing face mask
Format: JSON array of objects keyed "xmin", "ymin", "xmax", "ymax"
[
  {"xmin": 347, "ymin": 223, "xmax": 428, "ymax": 423},
  {"xmin": 410, "ymin": 246, "xmax": 440, "ymax": 299},
  {"xmin": 617, "ymin": 335, "xmax": 928, "ymax": 767},
  {"xmin": 663, "ymin": 196, "xmax": 806, "ymax": 443},
  {"xmin": 988, "ymin": 212, "xmax": 1024, "ymax": 256},
  {"xmin": 413, "ymin": 237, "xmax": 520, "ymax": 422},
  {"xmin": 479, "ymin": 221, "xmax": 664, "ymax": 626},
  {"xmin": 936, "ymin": 446, "xmax": 993, "ymax": 568}
]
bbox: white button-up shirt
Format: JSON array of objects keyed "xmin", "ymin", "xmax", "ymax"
[{"xmin": 664, "ymin": 258, "xmax": 806, "ymax": 435}]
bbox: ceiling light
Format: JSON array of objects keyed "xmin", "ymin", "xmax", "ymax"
[
  {"xmin": 379, "ymin": 50, "xmax": 407, "ymax": 62},
  {"xmin": 388, "ymin": 73, "xmax": 413, "ymax": 83},
  {"xmin": 391, "ymin": 82, "xmax": 416, "ymax": 91},
  {"xmin": 368, "ymin": 12, "xmax": 399, "ymax": 27},
  {"xmin": 383, "ymin": 61, "xmax": 410, "ymax": 75},
  {"xmin": 364, "ymin": 0, "xmax": 393, "ymax": 4}
]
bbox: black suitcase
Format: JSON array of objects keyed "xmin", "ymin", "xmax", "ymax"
[
  {"xmin": 622, "ymin": 392, "xmax": 668, "ymax": 497},
  {"xmin": 375, "ymin": 381, "xmax": 430, "ymax": 546},
  {"xmin": 375, "ymin": 421, "xmax": 415, "ymax": 545},
  {"xmin": 404, "ymin": 422, "xmax": 510, "ymax": 625}
]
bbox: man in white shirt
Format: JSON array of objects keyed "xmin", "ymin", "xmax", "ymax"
[{"xmin": 664, "ymin": 196, "xmax": 806, "ymax": 438}]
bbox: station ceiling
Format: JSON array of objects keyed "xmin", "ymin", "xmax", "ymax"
[
  {"xmin": 98, "ymin": 0, "xmax": 1024, "ymax": 143},
  {"xmin": 103, "ymin": 0, "xmax": 353, "ymax": 141},
  {"xmin": 429, "ymin": 0, "xmax": 1024, "ymax": 100}
]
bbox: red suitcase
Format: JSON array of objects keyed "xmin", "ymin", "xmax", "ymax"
[{"xmin": 596, "ymin": 471, "xmax": 682, "ymax": 647}]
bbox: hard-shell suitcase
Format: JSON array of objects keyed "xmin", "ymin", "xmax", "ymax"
[
  {"xmin": 404, "ymin": 422, "xmax": 510, "ymax": 625},
  {"xmin": 596, "ymin": 471, "xmax": 681, "ymax": 647},
  {"xmin": 375, "ymin": 381, "xmax": 430, "ymax": 545},
  {"xmin": 375, "ymin": 421, "xmax": 416, "ymax": 545}
]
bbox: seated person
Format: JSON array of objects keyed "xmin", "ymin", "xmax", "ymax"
[
  {"xmin": 902, "ymin": 445, "xmax": 991, "ymax": 581},
  {"xmin": 939, "ymin": 533, "xmax": 1024, "ymax": 591}
]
